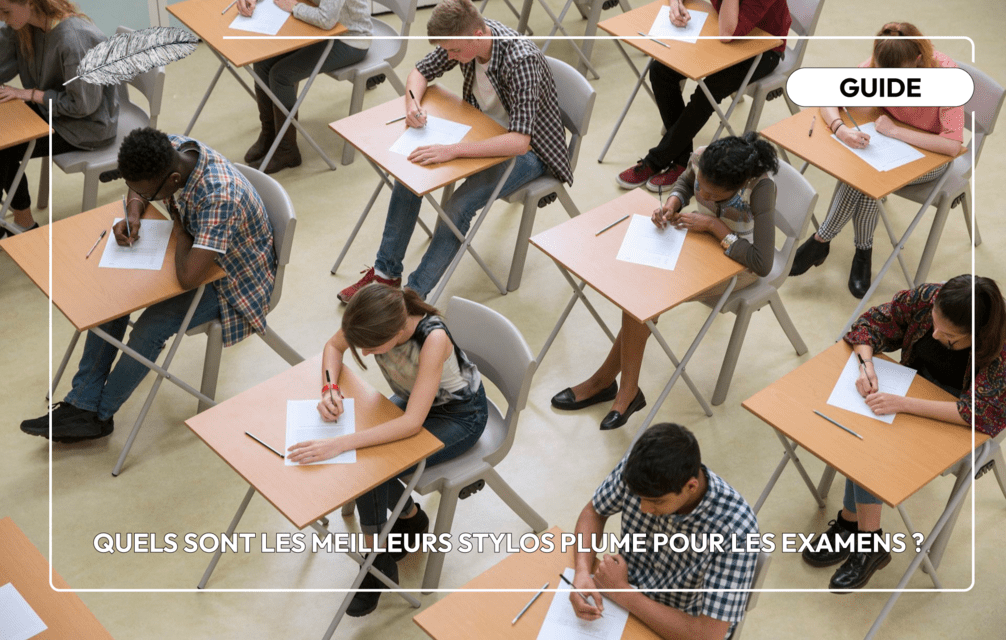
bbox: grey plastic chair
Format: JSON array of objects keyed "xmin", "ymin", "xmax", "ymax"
[
  {"xmin": 187, "ymin": 164, "xmax": 304, "ymax": 412},
  {"xmin": 37, "ymin": 26, "xmax": 165, "ymax": 212},
  {"xmin": 729, "ymin": 551, "xmax": 772, "ymax": 640},
  {"xmin": 501, "ymin": 56, "xmax": 596, "ymax": 292},
  {"xmin": 891, "ymin": 61, "xmax": 1003, "ymax": 284},
  {"xmin": 327, "ymin": 0, "xmax": 417, "ymax": 165},
  {"xmin": 406, "ymin": 296, "xmax": 547, "ymax": 592},
  {"xmin": 699, "ymin": 161, "xmax": 818, "ymax": 406},
  {"xmin": 740, "ymin": 0, "xmax": 825, "ymax": 134}
]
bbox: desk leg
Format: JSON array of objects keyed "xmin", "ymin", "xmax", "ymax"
[
  {"xmin": 577, "ymin": 0, "xmax": 605, "ymax": 79},
  {"xmin": 707, "ymin": 53, "xmax": 763, "ymax": 141},
  {"xmin": 755, "ymin": 432, "xmax": 827, "ymax": 513},
  {"xmin": 331, "ymin": 166, "xmax": 389, "ymax": 275},
  {"xmin": 534, "ymin": 0, "xmax": 600, "ymax": 79},
  {"xmin": 185, "ymin": 49, "xmax": 256, "ymax": 136},
  {"xmin": 0, "ymin": 139, "xmax": 36, "ymax": 231},
  {"xmin": 598, "ymin": 57, "xmax": 653, "ymax": 164},
  {"xmin": 48, "ymin": 329, "xmax": 82, "ymax": 402},
  {"xmin": 426, "ymin": 159, "xmax": 517, "ymax": 305},
  {"xmin": 817, "ymin": 465, "xmax": 837, "ymax": 500},
  {"xmin": 197, "ymin": 485, "xmax": 256, "ymax": 589},
  {"xmin": 895, "ymin": 504, "xmax": 942, "ymax": 588},
  {"xmin": 875, "ymin": 199, "xmax": 915, "ymax": 288},
  {"xmin": 537, "ymin": 265, "xmax": 616, "ymax": 364}
]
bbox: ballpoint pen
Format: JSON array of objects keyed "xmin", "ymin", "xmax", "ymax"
[
  {"xmin": 409, "ymin": 90, "xmax": 425, "ymax": 127},
  {"xmin": 245, "ymin": 431, "xmax": 284, "ymax": 458},
  {"xmin": 512, "ymin": 582, "xmax": 549, "ymax": 625},
  {"xmin": 559, "ymin": 573, "xmax": 603, "ymax": 617},
  {"xmin": 221, "ymin": 0, "xmax": 238, "ymax": 15},
  {"xmin": 808, "ymin": 115, "xmax": 816, "ymax": 137},
  {"xmin": 596, "ymin": 215, "xmax": 629, "ymax": 236},
  {"xmin": 85, "ymin": 229, "xmax": 106, "ymax": 259},
  {"xmin": 843, "ymin": 107, "xmax": 863, "ymax": 132},
  {"xmin": 122, "ymin": 196, "xmax": 133, "ymax": 247},
  {"xmin": 325, "ymin": 370, "xmax": 339, "ymax": 422}
]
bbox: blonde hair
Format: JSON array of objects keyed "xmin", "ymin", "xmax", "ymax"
[
  {"xmin": 7, "ymin": 0, "xmax": 86, "ymax": 61},
  {"xmin": 871, "ymin": 22, "xmax": 937, "ymax": 69},
  {"xmin": 426, "ymin": 0, "xmax": 486, "ymax": 43},
  {"xmin": 341, "ymin": 285, "xmax": 439, "ymax": 369}
]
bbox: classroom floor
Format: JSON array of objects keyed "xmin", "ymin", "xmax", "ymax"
[{"xmin": 2, "ymin": 0, "xmax": 1003, "ymax": 638}]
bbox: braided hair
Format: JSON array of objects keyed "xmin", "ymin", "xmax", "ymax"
[{"xmin": 697, "ymin": 132, "xmax": 778, "ymax": 191}]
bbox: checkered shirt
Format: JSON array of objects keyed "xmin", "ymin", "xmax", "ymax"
[
  {"xmin": 414, "ymin": 19, "xmax": 573, "ymax": 185},
  {"xmin": 593, "ymin": 460, "xmax": 759, "ymax": 637},
  {"xmin": 165, "ymin": 136, "xmax": 276, "ymax": 347}
]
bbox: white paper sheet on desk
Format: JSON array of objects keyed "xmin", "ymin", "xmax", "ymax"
[
  {"xmin": 536, "ymin": 568, "xmax": 630, "ymax": 640},
  {"xmin": 616, "ymin": 214, "xmax": 687, "ymax": 271},
  {"xmin": 0, "ymin": 583, "xmax": 47, "ymax": 640},
  {"xmin": 98, "ymin": 218, "xmax": 172, "ymax": 271},
  {"xmin": 229, "ymin": 0, "xmax": 290, "ymax": 36},
  {"xmin": 285, "ymin": 399, "xmax": 356, "ymax": 466},
  {"xmin": 648, "ymin": 7, "xmax": 708, "ymax": 44},
  {"xmin": 388, "ymin": 116, "xmax": 472, "ymax": 156},
  {"xmin": 826, "ymin": 353, "xmax": 916, "ymax": 424},
  {"xmin": 832, "ymin": 122, "xmax": 925, "ymax": 172}
]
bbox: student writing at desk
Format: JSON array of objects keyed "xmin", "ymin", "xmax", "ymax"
[
  {"xmin": 20, "ymin": 127, "xmax": 276, "ymax": 443},
  {"xmin": 616, "ymin": 0, "xmax": 788, "ymax": 192},
  {"xmin": 287, "ymin": 284, "xmax": 488, "ymax": 617},
  {"xmin": 0, "ymin": 0, "xmax": 118, "ymax": 233},
  {"xmin": 237, "ymin": 0, "xmax": 373, "ymax": 173},
  {"xmin": 789, "ymin": 22, "xmax": 965, "ymax": 298},
  {"xmin": 570, "ymin": 422, "xmax": 759, "ymax": 640},
  {"xmin": 553, "ymin": 134, "xmax": 777, "ymax": 430},
  {"xmin": 338, "ymin": 0, "xmax": 572, "ymax": 302},
  {"xmin": 802, "ymin": 275, "xmax": 1005, "ymax": 590}
]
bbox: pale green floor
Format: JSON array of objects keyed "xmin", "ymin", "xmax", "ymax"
[{"xmin": 2, "ymin": 1, "xmax": 1004, "ymax": 638}]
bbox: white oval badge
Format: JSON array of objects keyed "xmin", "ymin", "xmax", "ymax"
[{"xmin": 786, "ymin": 68, "xmax": 974, "ymax": 107}]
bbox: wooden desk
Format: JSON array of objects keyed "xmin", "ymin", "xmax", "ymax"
[
  {"xmin": 761, "ymin": 107, "xmax": 966, "ymax": 336},
  {"xmin": 0, "ymin": 100, "xmax": 51, "ymax": 233},
  {"xmin": 186, "ymin": 355, "xmax": 443, "ymax": 639},
  {"xmin": 328, "ymin": 85, "xmax": 523, "ymax": 304},
  {"xmin": 0, "ymin": 517, "xmax": 113, "ymax": 640},
  {"xmin": 531, "ymin": 189, "xmax": 744, "ymax": 434},
  {"xmin": 742, "ymin": 341, "xmax": 990, "ymax": 639},
  {"xmin": 168, "ymin": 0, "xmax": 347, "ymax": 170},
  {"xmin": 597, "ymin": 0, "xmax": 781, "ymax": 162},
  {"xmin": 0, "ymin": 202, "xmax": 225, "ymax": 475},
  {"xmin": 414, "ymin": 527, "xmax": 662, "ymax": 640}
]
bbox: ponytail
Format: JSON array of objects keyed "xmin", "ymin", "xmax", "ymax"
[
  {"xmin": 697, "ymin": 132, "xmax": 779, "ymax": 191},
  {"xmin": 341, "ymin": 284, "xmax": 440, "ymax": 369}
]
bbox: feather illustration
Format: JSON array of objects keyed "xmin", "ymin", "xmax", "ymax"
[{"xmin": 65, "ymin": 27, "xmax": 199, "ymax": 86}]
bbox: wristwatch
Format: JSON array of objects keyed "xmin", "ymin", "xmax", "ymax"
[{"xmin": 720, "ymin": 233, "xmax": 738, "ymax": 250}]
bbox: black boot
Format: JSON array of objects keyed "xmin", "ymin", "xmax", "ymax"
[
  {"xmin": 802, "ymin": 512, "xmax": 858, "ymax": 567},
  {"xmin": 244, "ymin": 84, "xmax": 276, "ymax": 165},
  {"xmin": 262, "ymin": 106, "xmax": 302, "ymax": 174},
  {"xmin": 790, "ymin": 236, "xmax": 830, "ymax": 276},
  {"xmin": 848, "ymin": 247, "xmax": 872, "ymax": 299},
  {"xmin": 346, "ymin": 552, "xmax": 398, "ymax": 617}
]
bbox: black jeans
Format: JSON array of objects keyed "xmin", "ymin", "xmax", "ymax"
[
  {"xmin": 644, "ymin": 50, "xmax": 781, "ymax": 171},
  {"xmin": 0, "ymin": 116, "xmax": 80, "ymax": 210}
]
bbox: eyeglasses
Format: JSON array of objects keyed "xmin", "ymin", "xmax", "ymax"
[{"xmin": 133, "ymin": 171, "xmax": 173, "ymax": 202}]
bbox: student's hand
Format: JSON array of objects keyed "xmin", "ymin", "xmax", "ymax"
[
  {"xmin": 837, "ymin": 124, "xmax": 870, "ymax": 149},
  {"xmin": 569, "ymin": 570, "xmax": 605, "ymax": 621},
  {"xmin": 409, "ymin": 144, "xmax": 456, "ymax": 166},
  {"xmin": 317, "ymin": 390, "xmax": 344, "ymax": 422},
  {"xmin": 406, "ymin": 105, "xmax": 427, "ymax": 129},
  {"xmin": 652, "ymin": 196, "xmax": 682, "ymax": 229},
  {"xmin": 112, "ymin": 217, "xmax": 141, "ymax": 246},
  {"xmin": 864, "ymin": 392, "xmax": 905, "ymax": 416},
  {"xmin": 236, "ymin": 0, "xmax": 256, "ymax": 17},
  {"xmin": 0, "ymin": 85, "xmax": 31, "ymax": 104},
  {"xmin": 287, "ymin": 437, "xmax": 348, "ymax": 464},
  {"xmin": 668, "ymin": 0, "xmax": 691, "ymax": 27},
  {"xmin": 594, "ymin": 554, "xmax": 631, "ymax": 590},
  {"xmin": 672, "ymin": 211, "xmax": 712, "ymax": 233},
  {"xmin": 274, "ymin": 0, "xmax": 297, "ymax": 12},
  {"xmin": 855, "ymin": 361, "xmax": 878, "ymax": 397},
  {"xmin": 874, "ymin": 114, "xmax": 900, "ymax": 139}
]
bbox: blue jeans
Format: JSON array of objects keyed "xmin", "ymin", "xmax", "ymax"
[
  {"xmin": 843, "ymin": 478, "xmax": 883, "ymax": 513},
  {"xmin": 253, "ymin": 40, "xmax": 369, "ymax": 111},
  {"xmin": 374, "ymin": 151, "xmax": 547, "ymax": 298},
  {"xmin": 64, "ymin": 287, "xmax": 221, "ymax": 421},
  {"xmin": 356, "ymin": 384, "xmax": 489, "ymax": 534}
]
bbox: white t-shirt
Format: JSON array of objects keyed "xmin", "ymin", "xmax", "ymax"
[{"xmin": 474, "ymin": 60, "xmax": 510, "ymax": 129}]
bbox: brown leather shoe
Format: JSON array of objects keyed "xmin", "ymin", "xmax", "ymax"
[
  {"xmin": 262, "ymin": 106, "xmax": 301, "ymax": 174},
  {"xmin": 244, "ymin": 84, "xmax": 276, "ymax": 165}
]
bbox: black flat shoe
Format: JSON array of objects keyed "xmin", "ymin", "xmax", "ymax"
[
  {"xmin": 551, "ymin": 381, "xmax": 617, "ymax": 411},
  {"xmin": 802, "ymin": 513, "xmax": 857, "ymax": 567},
  {"xmin": 389, "ymin": 505, "xmax": 429, "ymax": 561},
  {"xmin": 600, "ymin": 390, "xmax": 646, "ymax": 431},
  {"xmin": 790, "ymin": 236, "xmax": 830, "ymax": 276},
  {"xmin": 346, "ymin": 552, "xmax": 398, "ymax": 617},
  {"xmin": 829, "ymin": 548, "xmax": 891, "ymax": 592},
  {"xmin": 848, "ymin": 247, "xmax": 872, "ymax": 299}
]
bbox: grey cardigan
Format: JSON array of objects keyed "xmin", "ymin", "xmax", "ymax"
[{"xmin": 0, "ymin": 16, "xmax": 118, "ymax": 150}]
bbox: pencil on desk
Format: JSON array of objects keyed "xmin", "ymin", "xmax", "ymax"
[
  {"xmin": 596, "ymin": 215, "xmax": 629, "ymax": 236},
  {"xmin": 245, "ymin": 431, "xmax": 285, "ymax": 458},
  {"xmin": 512, "ymin": 581, "xmax": 549, "ymax": 625},
  {"xmin": 385, "ymin": 114, "xmax": 407, "ymax": 125},
  {"xmin": 221, "ymin": 0, "xmax": 237, "ymax": 15},
  {"xmin": 813, "ymin": 410, "xmax": 864, "ymax": 440},
  {"xmin": 637, "ymin": 31, "xmax": 670, "ymax": 48},
  {"xmin": 808, "ymin": 115, "xmax": 816, "ymax": 137}
]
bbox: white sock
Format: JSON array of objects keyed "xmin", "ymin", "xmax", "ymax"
[{"xmin": 374, "ymin": 268, "xmax": 393, "ymax": 280}]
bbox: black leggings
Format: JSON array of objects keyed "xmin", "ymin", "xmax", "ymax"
[{"xmin": 0, "ymin": 125, "xmax": 81, "ymax": 211}]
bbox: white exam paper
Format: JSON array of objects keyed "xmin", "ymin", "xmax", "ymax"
[
  {"xmin": 536, "ymin": 568, "xmax": 630, "ymax": 640},
  {"xmin": 616, "ymin": 214, "xmax": 687, "ymax": 271},
  {"xmin": 826, "ymin": 353, "xmax": 916, "ymax": 424},
  {"xmin": 389, "ymin": 116, "xmax": 472, "ymax": 156},
  {"xmin": 0, "ymin": 583, "xmax": 47, "ymax": 640},
  {"xmin": 229, "ymin": 0, "xmax": 290, "ymax": 36},
  {"xmin": 832, "ymin": 122, "xmax": 925, "ymax": 172},
  {"xmin": 285, "ymin": 399, "xmax": 356, "ymax": 466},
  {"xmin": 648, "ymin": 7, "xmax": 708, "ymax": 44},
  {"xmin": 98, "ymin": 218, "xmax": 172, "ymax": 271}
]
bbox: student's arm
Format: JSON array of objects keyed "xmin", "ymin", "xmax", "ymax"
[
  {"xmin": 723, "ymin": 178, "xmax": 774, "ymax": 276},
  {"xmin": 408, "ymin": 131, "xmax": 531, "ymax": 165},
  {"xmin": 668, "ymin": 0, "xmax": 690, "ymax": 27},
  {"xmin": 41, "ymin": 29, "xmax": 106, "ymax": 118},
  {"xmin": 569, "ymin": 502, "xmax": 608, "ymax": 620},
  {"xmin": 173, "ymin": 228, "xmax": 220, "ymax": 290},
  {"xmin": 852, "ymin": 344, "xmax": 878, "ymax": 396},
  {"xmin": 112, "ymin": 189, "xmax": 146, "ymax": 246},
  {"xmin": 874, "ymin": 114, "xmax": 963, "ymax": 156},
  {"xmin": 236, "ymin": 0, "xmax": 255, "ymax": 17},
  {"xmin": 821, "ymin": 106, "xmax": 871, "ymax": 148},
  {"xmin": 864, "ymin": 394, "xmax": 968, "ymax": 425},
  {"xmin": 716, "ymin": 0, "xmax": 740, "ymax": 41},
  {"xmin": 287, "ymin": 329, "xmax": 454, "ymax": 463},
  {"xmin": 285, "ymin": 0, "xmax": 344, "ymax": 31},
  {"xmin": 405, "ymin": 68, "xmax": 429, "ymax": 128},
  {"xmin": 719, "ymin": 0, "xmax": 778, "ymax": 42},
  {"xmin": 317, "ymin": 330, "xmax": 348, "ymax": 421}
]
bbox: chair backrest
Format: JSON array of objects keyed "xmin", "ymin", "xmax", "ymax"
[
  {"xmin": 544, "ymin": 56, "xmax": 596, "ymax": 174},
  {"xmin": 955, "ymin": 61, "xmax": 1005, "ymax": 168},
  {"xmin": 444, "ymin": 297, "xmax": 536, "ymax": 466},
  {"xmin": 376, "ymin": 0, "xmax": 417, "ymax": 36},
  {"xmin": 730, "ymin": 551, "xmax": 772, "ymax": 640},
  {"xmin": 778, "ymin": 0, "xmax": 825, "ymax": 70},
  {"xmin": 234, "ymin": 164, "xmax": 297, "ymax": 311},
  {"xmin": 114, "ymin": 26, "xmax": 166, "ymax": 129},
  {"xmin": 765, "ymin": 161, "xmax": 818, "ymax": 290}
]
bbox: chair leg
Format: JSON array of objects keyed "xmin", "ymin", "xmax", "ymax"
[
  {"xmin": 506, "ymin": 196, "xmax": 538, "ymax": 292},
  {"xmin": 960, "ymin": 191, "xmax": 981, "ymax": 247},
  {"xmin": 768, "ymin": 291, "xmax": 807, "ymax": 355},
  {"xmin": 385, "ymin": 69, "xmax": 406, "ymax": 96},
  {"xmin": 421, "ymin": 486, "xmax": 461, "ymax": 593},
  {"xmin": 37, "ymin": 161, "xmax": 50, "ymax": 210},
  {"xmin": 341, "ymin": 77, "xmax": 369, "ymax": 166},
  {"xmin": 81, "ymin": 169, "xmax": 100, "ymax": 212},
  {"xmin": 198, "ymin": 322, "xmax": 223, "ymax": 414},
  {"xmin": 991, "ymin": 445, "xmax": 1006, "ymax": 502},
  {"xmin": 743, "ymin": 91, "xmax": 766, "ymax": 134},
  {"xmin": 484, "ymin": 468, "xmax": 548, "ymax": 533},
  {"xmin": 711, "ymin": 303, "xmax": 752, "ymax": 407},
  {"xmin": 555, "ymin": 187, "xmax": 581, "ymax": 219},
  {"xmin": 259, "ymin": 327, "xmax": 305, "ymax": 365}
]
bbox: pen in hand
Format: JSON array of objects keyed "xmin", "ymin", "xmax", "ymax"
[
  {"xmin": 121, "ymin": 196, "xmax": 133, "ymax": 247},
  {"xmin": 843, "ymin": 107, "xmax": 862, "ymax": 132},
  {"xmin": 325, "ymin": 370, "xmax": 339, "ymax": 422},
  {"xmin": 408, "ymin": 89, "xmax": 425, "ymax": 127},
  {"xmin": 559, "ymin": 573, "xmax": 603, "ymax": 617}
]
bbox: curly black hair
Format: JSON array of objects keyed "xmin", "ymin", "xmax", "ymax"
[
  {"xmin": 117, "ymin": 127, "xmax": 176, "ymax": 182},
  {"xmin": 698, "ymin": 131, "xmax": 779, "ymax": 191},
  {"xmin": 623, "ymin": 422, "xmax": 701, "ymax": 498}
]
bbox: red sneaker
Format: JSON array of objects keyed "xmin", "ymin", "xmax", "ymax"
[
  {"xmin": 616, "ymin": 161, "xmax": 658, "ymax": 190},
  {"xmin": 338, "ymin": 267, "xmax": 401, "ymax": 304},
  {"xmin": 645, "ymin": 164, "xmax": 686, "ymax": 193}
]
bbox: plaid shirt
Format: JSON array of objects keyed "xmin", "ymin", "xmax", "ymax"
[
  {"xmin": 593, "ymin": 460, "xmax": 759, "ymax": 637},
  {"xmin": 165, "ymin": 136, "xmax": 276, "ymax": 347},
  {"xmin": 415, "ymin": 19, "xmax": 573, "ymax": 185}
]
